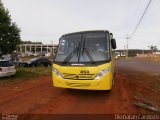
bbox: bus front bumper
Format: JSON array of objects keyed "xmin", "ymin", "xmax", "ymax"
[{"xmin": 53, "ymin": 74, "xmax": 112, "ymax": 90}]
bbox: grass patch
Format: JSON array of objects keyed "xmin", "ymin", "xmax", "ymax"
[{"xmin": 0, "ymin": 66, "xmax": 52, "ymax": 83}]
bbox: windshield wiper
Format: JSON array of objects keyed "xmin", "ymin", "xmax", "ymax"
[
  {"xmin": 63, "ymin": 42, "xmax": 80, "ymax": 64},
  {"xmin": 82, "ymin": 41, "xmax": 95, "ymax": 64}
]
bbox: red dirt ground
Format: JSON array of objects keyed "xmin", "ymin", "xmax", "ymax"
[{"xmin": 0, "ymin": 74, "xmax": 142, "ymax": 114}]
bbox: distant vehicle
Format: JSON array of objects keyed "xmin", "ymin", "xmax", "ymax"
[
  {"xmin": 1, "ymin": 54, "xmax": 11, "ymax": 61},
  {"xmin": 26, "ymin": 52, "xmax": 34, "ymax": 56},
  {"xmin": 33, "ymin": 53, "xmax": 38, "ymax": 57},
  {"xmin": 115, "ymin": 52, "xmax": 120, "ymax": 58},
  {"xmin": 22, "ymin": 58, "xmax": 51, "ymax": 67},
  {"xmin": 1, "ymin": 54, "xmax": 23, "ymax": 66},
  {"xmin": 154, "ymin": 51, "xmax": 160, "ymax": 55},
  {"xmin": 11, "ymin": 58, "xmax": 23, "ymax": 66},
  {"xmin": 38, "ymin": 52, "xmax": 45, "ymax": 56},
  {"xmin": 0, "ymin": 60, "xmax": 16, "ymax": 77},
  {"xmin": 45, "ymin": 52, "xmax": 51, "ymax": 57},
  {"xmin": 121, "ymin": 52, "xmax": 126, "ymax": 57}
]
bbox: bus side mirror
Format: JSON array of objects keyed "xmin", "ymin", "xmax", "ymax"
[{"xmin": 111, "ymin": 39, "xmax": 117, "ymax": 49}]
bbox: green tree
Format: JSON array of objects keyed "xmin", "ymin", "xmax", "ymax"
[{"xmin": 0, "ymin": 0, "xmax": 21, "ymax": 55}]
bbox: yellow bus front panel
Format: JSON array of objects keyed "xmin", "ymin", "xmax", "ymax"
[{"xmin": 52, "ymin": 62, "xmax": 113, "ymax": 90}]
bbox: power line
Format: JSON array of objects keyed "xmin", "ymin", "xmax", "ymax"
[
  {"xmin": 127, "ymin": 0, "xmax": 141, "ymax": 35},
  {"xmin": 130, "ymin": 0, "xmax": 153, "ymax": 39}
]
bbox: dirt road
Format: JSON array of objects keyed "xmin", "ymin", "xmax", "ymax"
[{"xmin": 0, "ymin": 57, "xmax": 160, "ymax": 119}]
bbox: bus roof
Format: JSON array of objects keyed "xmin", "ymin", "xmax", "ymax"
[{"xmin": 62, "ymin": 30, "xmax": 110, "ymax": 37}]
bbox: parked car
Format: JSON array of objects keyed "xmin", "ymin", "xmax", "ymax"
[
  {"xmin": 1, "ymin": 54, "xmax": 11, "ymax": 60},
  {"xmin": 0, "ymin": 60, "xmax": 16, "ymax": 77},
  {"xmin": 11, "ymin": 58, "xmax": 23, "ymax": 66},
  {"xmin": 33, "ymin": 53, "xmax": 38, "ymax": 57},
  {"xmin": 45, "ymin": 52, "xmax": 51, "ymax": 57},
  {"xmin": 26, "ymin": 52, "xmax": 34, "ymax": 56},
  {"xmin": 22, "ymin": 58, "xmax": 51, "ymax": 67}
]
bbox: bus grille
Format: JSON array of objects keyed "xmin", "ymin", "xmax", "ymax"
[
  {"xmin": 65, "ymin": 82, "xmax": 91, "ymax": 87},
  {"xmin": 62, "ymin": 73, "xmax": 95, "ymax": 80}
]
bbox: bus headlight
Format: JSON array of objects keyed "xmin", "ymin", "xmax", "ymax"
[
  {"xmin": 94, "ymin": 68, "xmax": 111, "ymax": 80},
  {"xmin": 53, "ymin": 68, "xmax": 62, "ymax": 78}
]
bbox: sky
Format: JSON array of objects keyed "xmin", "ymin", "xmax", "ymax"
[{"xmin": 2, "ymin": 0, "xmax": 160, "ymax": 50}]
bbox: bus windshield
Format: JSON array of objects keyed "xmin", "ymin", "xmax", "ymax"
[{"xmin": 55, "ymin": 32, "xmax": 110, "ymax": 63}]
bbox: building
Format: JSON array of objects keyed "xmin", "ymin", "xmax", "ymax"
[{"xmin": 16, "ymin": 44, "xmax": 58, "ymax": 56}]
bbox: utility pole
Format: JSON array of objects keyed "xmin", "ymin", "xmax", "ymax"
[
  {"xmin": 126, "ymin": 35, "xmax": 130, "ymax": 59},
  {"xmin": 125, "ymin": 0, "xmax": 152, "ymax": 58},
  {"xmin": 51, "ymin": 41, "xmax": 54, "ymax": 57}
]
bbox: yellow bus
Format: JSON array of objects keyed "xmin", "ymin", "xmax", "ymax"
[{"xmin": 52, "ymin": 30, "xmax": 116, "ymax": 90}]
